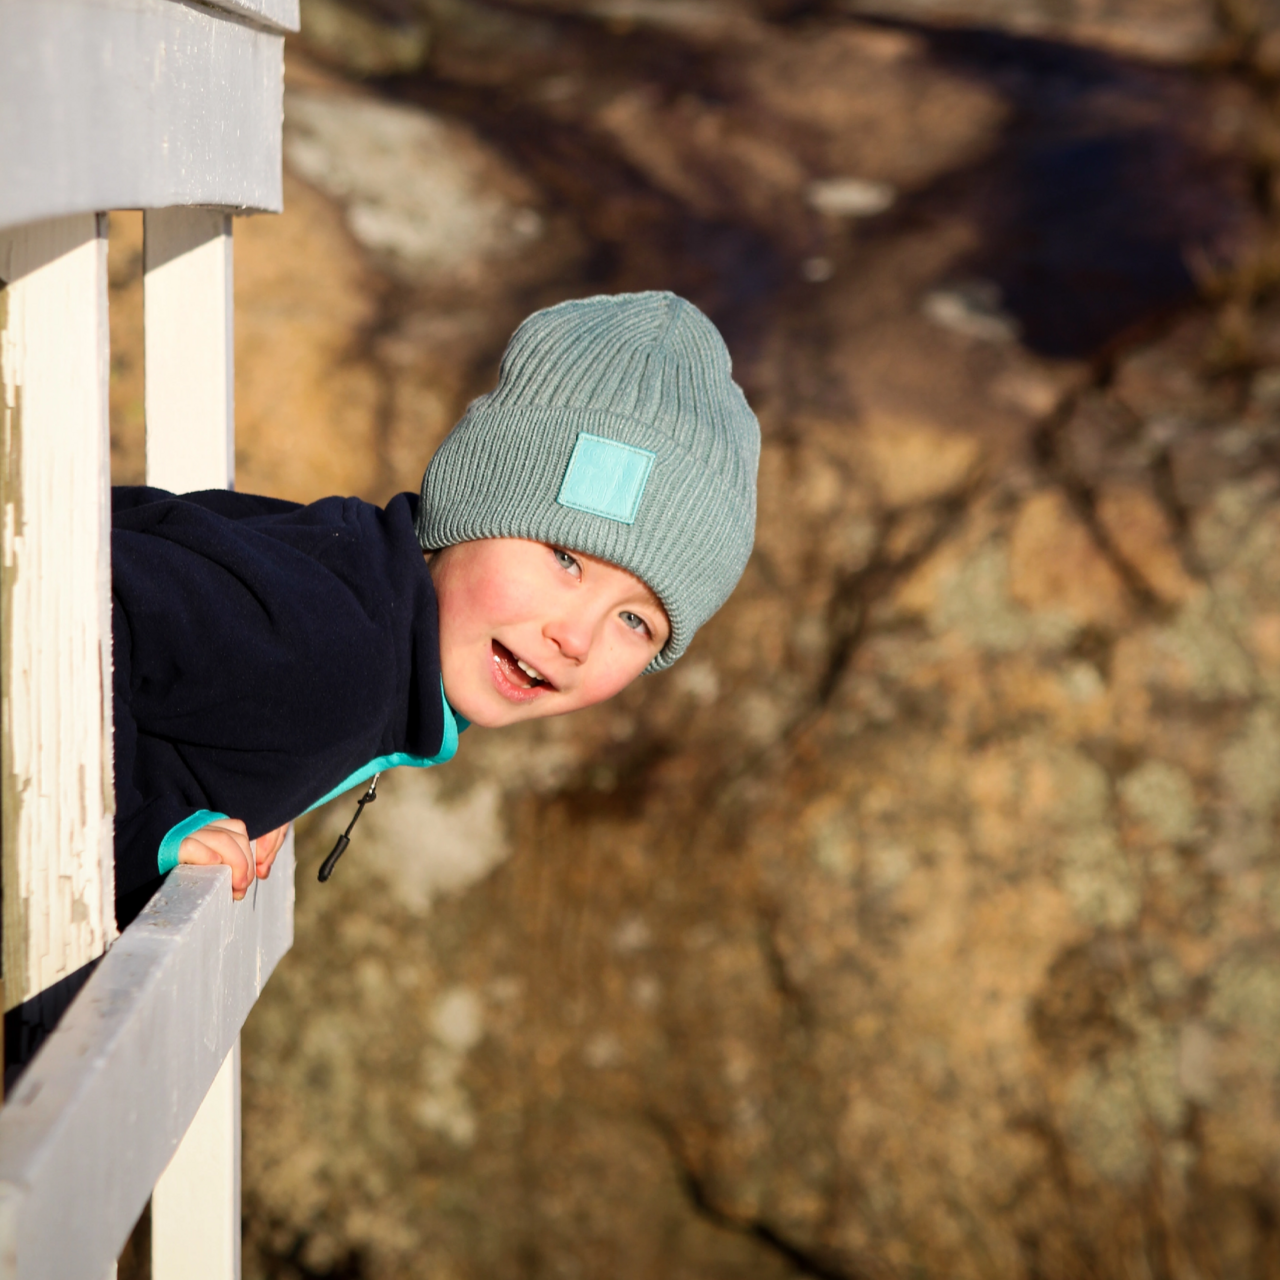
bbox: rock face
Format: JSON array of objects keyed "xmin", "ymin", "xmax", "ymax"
[
  {"xmin": 103, "ymin": 4, "xmax": 1280, "ymax": 1276},
  {"xmin": 839, "ymin": 0, "xmax": 1221, "ymax": 63}
]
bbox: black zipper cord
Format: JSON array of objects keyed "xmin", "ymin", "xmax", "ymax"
[{"xmin": 317, "ymin": 772, "xmax": 380, "ymax": 882}]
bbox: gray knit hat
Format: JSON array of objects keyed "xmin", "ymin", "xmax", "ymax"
[{"xmin": 416, "ymin": 291, "xmax": 759, "ymax": 670}]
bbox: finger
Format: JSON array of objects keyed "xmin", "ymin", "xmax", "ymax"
[
  {"xmin": 211, "ymin": 820, "xmax": 255, "ymax": 892},
  {"xmin": 179, "ymin": 834, "xmax": 248, "ymax": 898},
  {"xmin": 248, "ymin": 836, "xmax": 279, "ymax": 882},
  {"xmin": 178, "ymin": 833, "xmax": 223, "ymax": 867},
  {"xmin": 207, "ymin": 817, "xmax": 250, "ymax": 845},
  {"xmin": 177, "ymin": 820, "xmax": 255, "ymax": 897},
  {"xmin": 196, "ymin": 827, "xmax": 255, "ymax": 898},
  {"xmin": 255, "ymin": 824, "xmax": 289, "ymax": 877},
  {"xmin": 201, "ymin": 819, "xmax": 254, "ymax": 887}
]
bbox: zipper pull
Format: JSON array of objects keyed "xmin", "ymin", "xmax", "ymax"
[{"xmin": 318, "ymin": 772, "xmax": 380, "ymax": 882}]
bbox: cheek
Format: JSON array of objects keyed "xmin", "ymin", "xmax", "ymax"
[
  {"xmin": 443, "ymin": 562, "xmax": 530, "ymax": 641},
  {"xmin": 578, "ymin": 640, "xmax": 652, "ymax": 705}
]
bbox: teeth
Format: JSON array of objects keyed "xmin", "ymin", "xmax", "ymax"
[{"xmin": 516, "ymin": 658, "xmax": 545, "ymax": 684}]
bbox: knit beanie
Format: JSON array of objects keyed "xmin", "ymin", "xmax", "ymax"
[{"xmin": 416, "ymin": 291, "xmax": 760, "ymax": 671}]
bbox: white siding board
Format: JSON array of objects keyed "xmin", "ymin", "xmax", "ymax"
[
  {"xmin": 0, "ymin": 0, "xmax": 287, "ymax": 233},
  {"xmin": 0, "ymin": 214, "xmax": 115, "ymax": 1010},
  {"xmin": 0, "ymin": 839, "xmax": 295, "ymax": 1280}
]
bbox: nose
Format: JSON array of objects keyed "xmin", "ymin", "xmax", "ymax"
[{"xmin": 544, "ymin": 606, "xmax": 595, "ymax": 664}]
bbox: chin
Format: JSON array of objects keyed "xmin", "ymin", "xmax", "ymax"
[
  {"xmin": 448, "ymin": 694, "xmax": 506, "ymax": 728},
  {"xmin": 465, "ymin": 708, "xmax": 518, "ymax": 729},
  {"xmin": 448, "ymin": 688, "xmax": 545, "ymax": 728}
]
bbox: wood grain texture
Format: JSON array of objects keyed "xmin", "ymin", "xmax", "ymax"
[{"xmin": 0, "ymin": 214, "xmax": 115, "ymax": 1013}]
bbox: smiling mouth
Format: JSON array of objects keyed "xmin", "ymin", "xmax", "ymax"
[{"xmin": 491, "ymin": 640, "xmax": 555, "ymax": 698}]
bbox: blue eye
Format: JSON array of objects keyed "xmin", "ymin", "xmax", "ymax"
[
  {"xmin": 552, "ymin": 547, "xmax": 581, "ymax": 576},
  {"xmin": 620, "ymin": 611, "xmax": 649, "ymax": 637}
]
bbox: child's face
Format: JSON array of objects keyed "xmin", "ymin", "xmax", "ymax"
[{"xmin": 429, "ymin": 538, "xmax": 671, "ymax": 728}]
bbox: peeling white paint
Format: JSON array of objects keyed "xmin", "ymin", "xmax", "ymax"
[{"xmin": 0, "ymin": 214, "xmax": 114, "ymax": 1008}]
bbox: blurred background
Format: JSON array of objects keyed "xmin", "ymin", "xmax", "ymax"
[{"xmin": 108, "ymin": 0, "xmax": 1280, "ymax": 1273}]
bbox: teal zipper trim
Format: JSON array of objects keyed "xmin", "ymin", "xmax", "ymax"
[
  {"xmin": 155, "ymin": 683, "xmax": 465, "ymax": 873},
  {"xmin": 158, "ymin": 809, "xmax": 230, "ymax": 875},
  {"xmin": 301, "ymin": 682, "xmax": 463, "ymax": 815}
]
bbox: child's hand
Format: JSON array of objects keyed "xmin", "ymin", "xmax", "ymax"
[
  {"xmin": 254, "ymin": 823, "xmax": 290, "ymax": 881},
  {"xmin": 178, "ymin": 818, "xmax": 257, "ymax": 900},
  {"xmin": 179, "ymin": 819, "xmax": 292, "ymax": 898}
]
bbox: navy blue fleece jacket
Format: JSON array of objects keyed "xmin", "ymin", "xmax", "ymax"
[{"xmin": 111, "ymin": 486, "xmax": 460, "ymax": 902}]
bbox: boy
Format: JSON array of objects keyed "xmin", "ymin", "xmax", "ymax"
[{"xmin": 111, "ymin": 291, "xmax": 759, "ymax": 913}]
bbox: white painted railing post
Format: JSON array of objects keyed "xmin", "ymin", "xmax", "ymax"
[
  {"xmin": 144, "ymin": 208, "xmax": 234, "ymax": 493},
  {"xmin": 143, "ymin": 205, "xmax": 240, "ymax": 1280},
  {"xmin": 151, "ymin": 1042, "xmax": 241, "ymax": 1280},
  {"xmin": 0, "ymin": 213, "xmax": 115, "ymax": 1017}
]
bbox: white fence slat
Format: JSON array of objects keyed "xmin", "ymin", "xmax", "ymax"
[
  {"xmin": 0, "ymin": 836, "xmax": 295, "ymax": 1280},
  {"xmin": 152, "ymin": 1041, "xmax": 241, "ymax": 1280},
  {"xmin": 0, "ymin": 213, "xmax": 115, "ymax": 1012},
  {"xmin": 144, "ymin": 209, "xmax": 235, "ymax": 493},
  {"xmin": 143, "ymin": 201, "xmax": 241, "ymax": 1277},
  {"xmin": 0, "ymin": 0, "xmax": 290, "ymax": 236}
]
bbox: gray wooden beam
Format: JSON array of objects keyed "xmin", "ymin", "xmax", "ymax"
[
  {"xmin": 0, "ymin": 0, "xmax": 296, "ymax": 234},
  {"xmin": 0, "ymin": 839, "xmax": 295, "ymax": 1280}
]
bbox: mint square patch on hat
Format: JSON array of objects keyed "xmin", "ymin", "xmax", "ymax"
[{"xmin": 556, "ymin": 432, "xmax": 656, "ymax": 525}]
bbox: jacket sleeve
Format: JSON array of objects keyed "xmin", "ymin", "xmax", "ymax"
[
  {"xmin": 111, "ymin": 599, "xmax": 228, "ymax": 898},
  {"xmin": 112, "ymin": 688, "xmax": 226, "ymax": 897}
]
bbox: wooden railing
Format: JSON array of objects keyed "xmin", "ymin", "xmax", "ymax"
[
  {"xmin": 0, "ymin": 848, "xmax": 295, "ymax": 1279},
  {"xmin": 0, "ymin": 2, "xmax": 301, "ymax": 1275}
]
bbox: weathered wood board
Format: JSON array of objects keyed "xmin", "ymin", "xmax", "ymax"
[{"xmin": 0, "ymin": 214, "xmax": 115, "ymax": 1012}]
